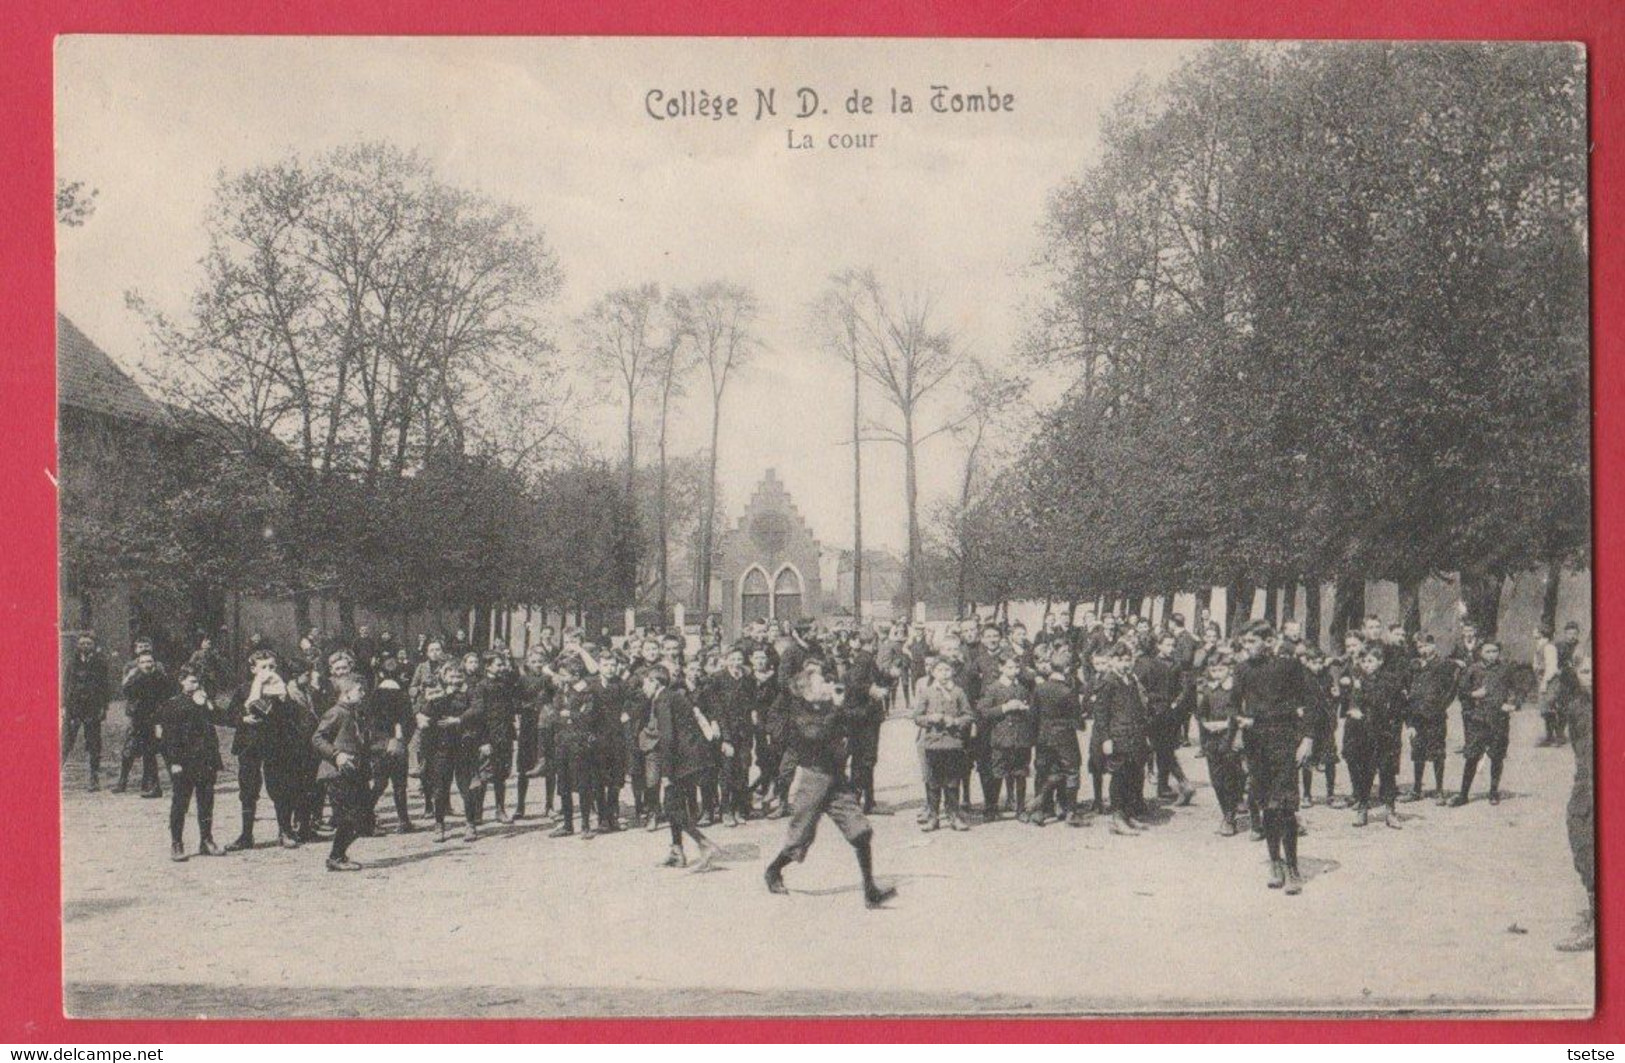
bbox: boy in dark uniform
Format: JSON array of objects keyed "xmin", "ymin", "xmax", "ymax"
[
  {"xmin": 418, "ymin": 660, "xmax": 478, "ymax": 843},
  {"xmin": 1450, "ymin": 640, "xmax": 1518, "ymax": 806},
  {"xmin": 1342, "ymin": 645, "xmax": 1407, "ymax": 829},
  {"xmin": 647, "ymin": 664, "xmax": 722, "ymax": 870},
  {"xmin": 221, "ymin": 650, "xmax": 304, "ymax": 851},
  {"xmin": 366, "ymin": 655, "xmax": 415, "ymax": 833},
  {"xmin": 745, "ymin": 647, "xmax": 786, "ymax": 815},
  {"xmin": 118, "ymin": 649, "xmax": 174, "ymax": 797},
  {"xmin": 1030, "ymin": 648, "xmax": 1087, "ymax": 827},
  {"xmin": 550, "ymin": 656, "xmax": 602, "ymax": 838},
  {"xmin": 1136, "ymin": 634, "xmax": 1194, "ymax": 805},
  {"xmin": 62, "ymin": 634, "xmax": 110, "ymax": 790},
  {"xmin": 1299, "ymin": 648, "xmax": 1340, "ymax": 807},
  {"xmin": 763, "ymin": 662, "xmax": 897, "ymax": 908},
  {"xmin": 160, "ymin": 666, "xmax": 226, "ymax": 860},
  {"xmin": 312, "ymin": 680, "xmax": 372, "ymax": 870},
  {"xmin": 1194, "ymin": 654, "xmax": 1246, "ymax": 835},
  {"xmin": 979, "ymin": 652, "xmax": 1037, "ymax": 821},
  {"xmin": 1095, "ymin": 644, "xmax": 1150, "ymax": 836},
  {"xmin": 593, "ymin": 652, "xmax": 633, "ymax": 831},
  {"xmin": 843, "ymin": 631, "xmax": 891, "ymax": 814},
  {"xmin": 472, "ymin": 650, "xmax": 522, "ymax": 824},
  {"xmin": 713, "ymin": 648, "xmax": 755, "ymax": 825},
  {"xmin": 1232, "ymin": 622, "xmax": 1314, "ymax": 893},
  {"xmin": 517, "ymin": 646, "xmax": 555, "ymax": 821},
  {"xmin": 1404, "ymin": 634, "xmax": 1456, "ymax": 805}
]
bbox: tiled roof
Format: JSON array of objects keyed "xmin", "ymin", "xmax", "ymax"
[{"xmin": 57, "ymin": 313, "xmax": 169, "ymax": 425}]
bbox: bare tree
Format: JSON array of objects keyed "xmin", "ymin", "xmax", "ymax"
[
  {"xmin": 576, "ymin": 283, "xmax": 663, "ymax": 506},
  {"xmin": 676, "ymin": 282, "xmax": 761, "ymax": 619},
  {"xmin": 942, "ymin": 358, "xmax": 1029, "ymax": 612},
  {"xmin": 816, "ymin": 269, "xmax": 965, "ymax": 614},
  {"xmin": 649, "ymin": 291, "xmax": 698, "ymax": 620}
]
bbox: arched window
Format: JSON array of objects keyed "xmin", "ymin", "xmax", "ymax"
[
  {"xmin": 741, "ymin": 567, "xmax": 771, "ymax": 624},
  {"xmin": 773, "ymin": 566, "xmax": 804, "ymax": 623}
]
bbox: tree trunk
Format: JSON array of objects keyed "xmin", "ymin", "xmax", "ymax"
[
  {"xmin": 902, "ymin": 408, "xmax": 921, "ymax": 616},
  {"xmin": 1331, "ymin": 576, "xmax": 1365, "ymax": 643},
  {"xmin": 1262, "ymin": 579, "xmax": 1280, "ymax": 627},
  {"xmin": 657, "ymin": 380, "xmax": 672, "ymax": 623},
  {"xmin": 1398, "ymin": 576, "xmax": 1423, "ymax": 633},
  {"xmin": 1281, "ymin": 581, "xmax": 1298, "ymax": 623},
  {"xmin": 338, "ymin": 599, "xmax": 357, "ymax": 637},
  {"xmin": 700, "ymin": 407, "xmax": 721, "ymax": 619},
  {"xmin": 1197, "ymin": 586, "xmax": 1213, "ymax": 624},
  {"xmin": 1459, "ymin": 565, "xmax": 1504, "ymax": 639},
  {"xmin": 1227, "ymin": 581, "xmax": 1254, "ymax": 635},
  {"xmin": 1160, "ymin": 591, "xmax": 1175, "ymax": 625},
  {"xmin": 851, "ymin": 351, "xmax": 864, "ymax": 624},
  {"xmin": 294, "ymin": 592, "xmax": 313, "ymax": 638},
  {"xmin": 1541, "ymin": 555, "xmax": 1564, "ymax": 632},
  {"xmin": 1304, "ymin": 580, "xmax": 1322, "ymax": 649}
]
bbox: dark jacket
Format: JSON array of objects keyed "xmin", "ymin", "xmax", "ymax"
[
  {"xmin": 1408, "ymin": 656, "xmax": 1457, "ymax": 725},
  {"xmin": 1031, "ymin": 677, "xmax": 1082, "ymax": 744},
  {"xmin": 65, "ymin": 652, "xmax": 110, "ymax": 716},
  {"xmin": 653, "ymin": 686, "xmax": 712, "ymax": 781},
  {"xmin": 1463, "ymin": 660, "xmax": 1518, "ymax": 729},
  {"xmin": 1092, "ymin": 673, "xmax": 1148, "ymax": 747},
  {"xmin": 784, "ymin": 693, "xmax": 860, "ymax": 776},
  {"xmin": 1232, "ymin": 651, "xmax": 1312, "ymax": 738},
  {"xmin": 312, "ymin": 700, "xmax": 369, "ymax": 782},
  {"xmin": 1133, "ymin": 655, "xmax": 1182, "ymax": 723},
  {"xmin": 159, "ymin": 692, "xmax": 224, "ymax": 773},
  {"xmin": 122, "ymin": 669, "xmax": 175, "ymax": 721},
  {"xmin": 978, "ymin": 677, "xmax": 1036, "ymax": 749}
]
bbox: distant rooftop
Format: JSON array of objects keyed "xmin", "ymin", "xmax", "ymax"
[{"xmin": 57, "ymin": 313, "xmax": 168, "ymax": 425}]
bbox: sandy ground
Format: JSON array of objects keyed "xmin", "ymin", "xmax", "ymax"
[{"xmin": 60, "ymin": 704, "xmax": 1593, "ymax": 1018}]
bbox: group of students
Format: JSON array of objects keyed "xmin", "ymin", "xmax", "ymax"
[
  {"xmin": 59, "ymin": 617, "xmax": 904, "ymax": 906},
  {"xmin": 59, "ymin": 607, "xmax": 1590, "ymax": 907}
]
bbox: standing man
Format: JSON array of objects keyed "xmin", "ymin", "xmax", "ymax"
[
  {"xmin": 647, "ymin": 664, "xmax": 722, "ymax": 870},
  {"xmin": 763, "ymin": 661, "xmax": 897, "ymax": 908},
  {"xmin": 1232, "ymin": 622, "xmax": 1314, "ymax": 894},
  {"xmin": 1094, "ymin": 644, "xmax": 1150, "ymax": 837},
  {"xmin": 62, "ymin": 634, "xmax": 110, "ymax": 791},
  {"xmin": 222, "ymin": 650, "xmax": 306, "ymax": 851}
]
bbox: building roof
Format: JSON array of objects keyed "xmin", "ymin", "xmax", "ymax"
[{"xmin": 57, "ymin": 313, "xmax": 169, "ymax": 426}]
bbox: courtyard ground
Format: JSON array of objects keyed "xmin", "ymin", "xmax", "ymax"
[{"xmin": 60, "ymin": 706, "xmax": 1593, "ymax": 1018}]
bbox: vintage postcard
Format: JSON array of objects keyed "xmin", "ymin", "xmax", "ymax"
[{"xmin": 54, "ymin": 36, "xmax": 1593, "ymax": 1018}]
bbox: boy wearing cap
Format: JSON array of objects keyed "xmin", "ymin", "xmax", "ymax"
[
  {"xmin": 1232, "ymin": 621, "xmax": 1315, "ymax": 893},
  {"xmin": 1031, "ymin": 648, "xmax": 1087, "ymax": 827}
]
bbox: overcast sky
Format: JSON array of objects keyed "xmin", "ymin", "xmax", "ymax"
[{"xmin": 55, "ymin": 36, "xmax": 1195, "ymax": 554}]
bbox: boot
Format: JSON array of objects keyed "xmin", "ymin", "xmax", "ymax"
[
  {"xmin": 865, "ymin": 883, "xmax": 899, "ymax": 909},
  {"xmin": 224, "ymin": 809, "xmax": 256, "ymax": 851},
  {"xmin": 88, "ymin": 771, "xmax": 100, "ymax": 793},
  {"xmin": 1268, "ymin": 860, "xmax": 1286, "ymax": 889},
  {"xmin": 1176, "ymin": 780, "xmax": 1196, "ymax": 807},
  {"xmin": 691, "ymin": 840, "xmax": 720, "ymax": 873},
  {"xmin": 764, "ymin": 855, "xmax": 790, "ymax": 894},
  {"xmin": 278, "ymin": 831, "xmax": 301, "ymax": 849},
  {"xmin": 1285, "ymin": 866, "xmax": 1303, "ymax": 895},
  {"xmin": 1354, "ymin": 806, "xmax": 1369, "ymax": 828},
  {"xmin": 326, "ymin": 857, "xmax": 363, "ymax": 872},
  {"xmin": 1219, "ymin": 814, "xmax": 1237, "ymax": 837},
  {"xmin": 113, "ymin": 760, "xmax": 132, "ymax": 793},
  {"xmin": 661, "ymin": 845, "xmax": 687, "ymax": 868},
  {"xmin": 1110, "ymin": 812, "xmax": 1141, "ymax": 836},
  {"xmin": 170, "ymin": 840, "xmax": 187, "ymax": 862},
  {"xmin": 921, "ymin": 814, "xmax": 939, "ymax": 832},
  {"xmin": 1384, "ymin": 804, "xmax": 1402, "ymax": 830},
  {"xmin": 198, "ymin": 837, "xmax": 224, "ymax": 857}
]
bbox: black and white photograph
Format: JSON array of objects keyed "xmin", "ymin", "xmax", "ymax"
[{"xmin": 54, "ymin": 36, "xmax": 1593, "ymax": 1018}]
